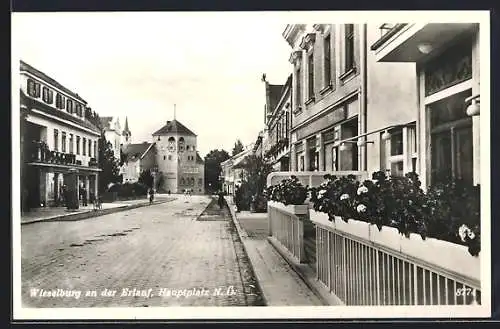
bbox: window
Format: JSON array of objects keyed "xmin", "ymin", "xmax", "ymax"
[
  {"xmin": 27, "ymin": 79, "xmax": 36, "ymax": 97},
  {"xmin": 168, "ymin": 155, "xmax": 172, "ymax": 160},
  {"xmin": 157, "ymin": 136, "xmax": 161, "ymax": 141},
  {"xmin": 42, "ymin": 87, "xmax": 49, "ymax": 103},
  {"xmin": 344, "ymin": 24, "xmax": 355, "ymax": 71},
  {"xmin": 75, "ymin": 103, "xmax": 82, "ymax": 117},
  {"xmin": 324, "ymin": 34, "xmax": 332, "ymax": 86},
  {"xmin": 382, "ymin": 124, "xmax": 418, "ymax": 178},
  {"xmin": 285, "ymin": 112, "xmax": 290, "ymax": 138},
  {"xmin": 88, "ymin": 139, "xmax": 92, "ymax": 157},
  {"xmin": 56, "ymin": 93, "xmax": 66, "ymax": 110},
  {"xmin": 430, "ymin": 90, "xmax": 472, "ymax": 184},
  {"xmin": 54, "ymin": 129, "xmax": 59, "ymax": 151},
  {"xmin": 69, "ymin": 134, "xmax": 74, "ymax": 154},
  {"xmin": 82, "ymin": 137, "xmax": 86, "ymax": 155},
  {"xmin": 93, "ymin": 141, "xmax": 97, "ymax": 159},
  {"xmin": 163, "ymin": 155, "xmax": 166, "ymax": 160},
  {"xmin": 186, "ymin": 145, "xmax": 190, "ymax": 151},
  {"xmin": 308, "ymin": 52, "xmax": 314, "ymax": 99},
  {"xmin": 67, "ymin": 99, "xmax": 73, "ymax": 114},
  {"xmin": 198, "ymin": 178, "xmax": 202, "ymax": 185},
  {"xmin": 76, "ymin": 136, "xmax": 80, "ymax": 155},
  {"xmin": 296, "ymin": 67, "xmax": 302, "ymax": 108},
  {"xmin": 61, "ymin": 132, "xmax": 66, "ymax": 153}
]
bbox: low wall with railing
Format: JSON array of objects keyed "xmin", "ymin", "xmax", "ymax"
[
  {"xmin": 266, "ymin": 171, "xmax": 369, "ymax": 188},
  {"xmin": 311, "ymin": 211, "xmax": 481, "ymax": 305}
]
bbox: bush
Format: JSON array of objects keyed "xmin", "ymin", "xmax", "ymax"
[
  {"xmin": 265, "ymin": 176, "xmax": 309, "ymax": 205},
  {"xmin": 110, "ymin": 182, "xmax": 148, "ymax": 198}
]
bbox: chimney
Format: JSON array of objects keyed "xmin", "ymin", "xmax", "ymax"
[{"xmin": 166, "ymin": 121, "xmax": 171, "ymax": 125}]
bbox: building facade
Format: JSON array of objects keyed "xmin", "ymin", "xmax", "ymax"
[
  {"xmin": 221, "ymin": 146, "xmax": 253, "ymax": 195},
  {"xmin": 283, "ymin": 24, "xmax": 418, "ymax": 180},
  {"xmin": 121, "ymin": 142, "xmax": 156, "ymax": 183},
  {"xmin": 371, "ymin": 23, "xmax": 480, "ymax": 188},
  {"xmin": 99, "ymin": 116, "xmax": 122, "ymax": 160},
  {"xmin": 20, "ymin": 60, "xmax": 101, "ymax": 210},
  {"xmin": 152, "ymin": 119, "xmax": 205, "ymax": 194},
  {"xmin": 262, "ymin": 74, "xmax": 292, "ymax": 171}
]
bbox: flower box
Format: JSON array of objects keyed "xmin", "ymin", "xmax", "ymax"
[
  {"xmin": 268, "ymin": 201, "xmax": 309, "ymax": 215},
  {"xmin": 309, "ymin": 209, "xmax": 480, "ymax": 282}
]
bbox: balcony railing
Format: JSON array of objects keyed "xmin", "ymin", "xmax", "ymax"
[{"xmin": 28, "ymin": 140, "xmax": 95, "ymax": 167}]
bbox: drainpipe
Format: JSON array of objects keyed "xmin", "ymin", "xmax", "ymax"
[{"xmin": 360, "ymin": 24, "xmax": 368, "ymax": 172}]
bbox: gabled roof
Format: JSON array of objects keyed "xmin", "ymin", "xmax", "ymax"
[
  {"xmin": 20, "ymin": 90, "xmax": 100, "ymax": 135},
  {"xmin": 122, "ymin": 142, "xmax": 155, "ymax": 162},
  {"xmin": 20, "ymin": 60, "xmax": 87, "ymax": 104},
  {"xmin": 196, "ymin": 153, "xmax": 204, "ymax": 164},
  {"xmin": 152, "ymin": 119, "xmax": 196, "ymax": 136},
  {"xmin": 268, "ymin": 84, "xmax": 284, "ymax": 112}
]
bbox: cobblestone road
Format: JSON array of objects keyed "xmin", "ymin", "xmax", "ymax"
[{"xmin": 21, "ymin": 195, "xmax": 264, "ymax": 307}]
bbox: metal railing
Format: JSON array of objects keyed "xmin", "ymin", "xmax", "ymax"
[
  {"xmin": 315, "ymin": 224, "xmax": 481, "ymax": 305},
  {"xmin": 268, "ymin": 203, "xmax": 305, "ymax": 263}
]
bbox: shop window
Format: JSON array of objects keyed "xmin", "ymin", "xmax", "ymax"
[
  {"xmin": 429, "ymin": 90, "xmax": 473, "ymax": 184},
  {"xmin": 340, "ymin": 118, "xmax": 358, "ymax": 170},
  {"xmin": 299, "ymin": 155, "xmax": 305, "ymax": 171},
  {"xmin": 331, "ymin": 146, "xmax": 338, "ymax": 171}
]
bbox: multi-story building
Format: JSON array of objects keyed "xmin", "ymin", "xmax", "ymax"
[
  {"xmin": 261, "ymin": 74, "xmax": 292, "ymax": 171},
  {"xmin": 99, "ymin": 116, "xmax": 122, "ymax": 160},
  {"xmin": 221, "ymin": 145, "xmax": 254, "ymax": 195},
  {"xmin": 20, "ymin": 60, "xmax": 101, "ymax": 210},
  {"xmin": 152, "ymin": 119, "xmax": 205, "ymax": 194},
  {"xmin": 370, "ymin": 23, "xmax": 480, "ymax": 188},
  {"xmin": 283, "ymin": 24, "xmax": 418, "ymax": 178}
]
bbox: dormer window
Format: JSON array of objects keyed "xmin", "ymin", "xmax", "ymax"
[
  {"xmin": 67, "ymin": 99, "xmax": 73, "ymax": 114},
  {"xmin": 56, "ymin": 93, "xmax": 66, "ymax": 110},
  {"xmin": 27, "ymin": 79, "xmax": 40, "ymax": 98}
]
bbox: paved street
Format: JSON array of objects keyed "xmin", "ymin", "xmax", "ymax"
[{"xmin": 21, "ymin": 195, "xmax": 264, "ymax": 307}]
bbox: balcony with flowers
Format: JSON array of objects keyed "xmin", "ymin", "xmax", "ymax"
[{"xmin": 264, "ymin": 170, "xmax": 481, "ymax": 306}]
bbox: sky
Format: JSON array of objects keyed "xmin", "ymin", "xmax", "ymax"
[{"xmin": 12, "ymin": 12, "xmax": 293, "ymax": 158}]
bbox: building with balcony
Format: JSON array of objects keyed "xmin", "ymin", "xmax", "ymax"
[
  {"xmin": 283, "ymin": 24, "xmax": 418, "ymax": 178},
  {"xmin": 20, "ymin": 60, "xmax": 101, "ymax": 211},
  {"xmin": 371, "ymin": 23, "xmax": 480, "ymax": 188},
  {"xmin": 262, "ymin": 74, "xmax": 292, "ymax": 171},
  {"xmin": 152, "ymin": 119, "xmax": 205, "ymax": 194}
]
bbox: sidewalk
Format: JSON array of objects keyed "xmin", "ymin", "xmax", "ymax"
[
  {"xmin": 21, "ymin": 195, "xmax": 176, "ymax": 225},
  {"xmin": 224, "ymin": 197, "xmax": 324, "ymax": 306}
]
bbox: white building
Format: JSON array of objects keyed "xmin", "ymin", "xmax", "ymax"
[
  {"xmin": 99, "ymin": 116, "xmax": 122, "ymax": 160},
  {"xmin": 20, "ymin": 60, "xmax": 101, "ymax": 210}
]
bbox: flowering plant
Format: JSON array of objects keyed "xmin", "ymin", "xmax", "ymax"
[
  {"xmin": 310, "ymin": 171, "xmax": 481, "ymax": 256},
  {"xmin": 264, "ymin": 175, "xmax": 309, "ymax": 205}
]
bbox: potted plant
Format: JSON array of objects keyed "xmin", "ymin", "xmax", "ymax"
[{"xmin": 266, "ymin": 175, "xmax": 309, "ymax": 215}]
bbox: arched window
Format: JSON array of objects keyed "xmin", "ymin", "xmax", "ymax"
[
  {"xmin": 190, "ymin": 177, "xmax": 195, "ymax": 186},
  {"xmin": 181, "ymin": 177, "xmax": 185, "ymax": 185},
  {"xmin": 168, "ymin": 137, "xmax": 176, "ymax": 152}
]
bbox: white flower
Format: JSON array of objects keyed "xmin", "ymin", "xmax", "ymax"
[
  {"xmin": 458, "ymin": 224, "xmax": 471, "ymax": 242},
  {"xmin": 340, "ymin": 194, "xmax": 349, "ymax": 201},
  {"xmin": 317, "ymin": 189, "xmax": 327, "ymax": 199},
  {"xmin": 357, "ymin": 185, "xmax": 369, "ymax": 195},
  {"xmin": 356, "ymin": 204, "xmax": 367, "ymax": 213}
]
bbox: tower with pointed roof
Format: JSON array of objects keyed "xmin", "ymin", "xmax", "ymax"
[
  {"xmin": 152, "ymin": 118, "xmax": 204, "ymax": 194},
  {"xmin": 122, "ymin": 116, "xmax": 131, "ymax": 147}
]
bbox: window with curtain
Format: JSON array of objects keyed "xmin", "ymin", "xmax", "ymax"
[
  {"xmin": 76, "ymin": 136, "xmax": 80, "ymax": 155},
  {"xmin": 69, "ymin": 134, "xmax": 74, "ymax": 154},
  {"xmin": 54, "ymin": 129, "xmax": 59, "ymax": 151},
  {"xmin": 82, "ymin": 137, "xmax": 86, "ymax": 156},
  {"xmin": 61, "ymin": 132, "xmax": 66, "ymax": 153}
]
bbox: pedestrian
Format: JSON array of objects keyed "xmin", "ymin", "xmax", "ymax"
[
  {"xmin": 149, "ymin": 188, "xmax": 154, "ymax": 205},
  {"xmin": 82, "ymin": 186, "xmax": 88, "ymax": 206},
  {"xmin": 218, "ymin": 191, "xmax": 225, "ymax": 210}
]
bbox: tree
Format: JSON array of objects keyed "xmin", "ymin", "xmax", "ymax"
[
  {"xmin": 98, "ymin": 133, "xmax": 121, "ymax": 193},
  {"xmin": 232, "ymin": 139, "xmax": 244, "ymax": 156},
  {"xmin": 204, "ymin": 149, "xmax": 230, "ymax": 193},
  {"xmin": 237, "ymin": 154, "xmax": 274, "ymax": 197},
  {"xmin": 138, "ymin": 169, "xmax": 154, "ymax": 189}
]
